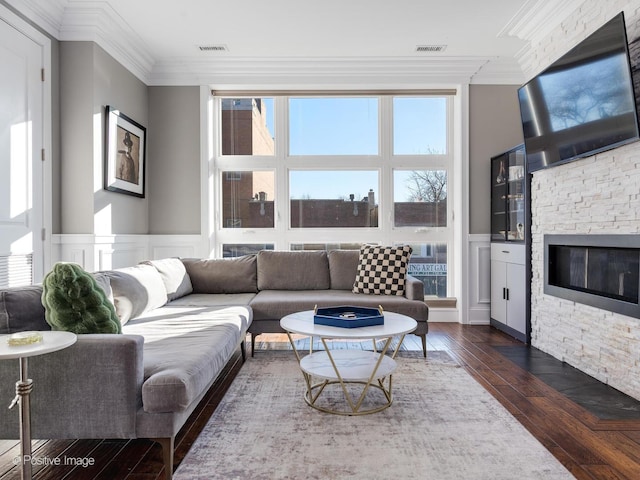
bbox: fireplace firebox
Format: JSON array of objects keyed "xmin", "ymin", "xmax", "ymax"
[{"xmin": 544, "ymin": 235, "xmax": 640, "ymax": 318}]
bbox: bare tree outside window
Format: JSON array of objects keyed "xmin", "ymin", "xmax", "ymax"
[
  {"xmin": 394, "ymin": 170, "xmax": 447, "ymax": 227},
  {"xmin": 405, "ymin": 170, "xmax": 447, "ymax": 203}
]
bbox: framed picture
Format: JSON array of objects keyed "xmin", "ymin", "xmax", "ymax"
[{"xmin": 104, "ymin": 106, "xmax": 146, "ymax": 197}]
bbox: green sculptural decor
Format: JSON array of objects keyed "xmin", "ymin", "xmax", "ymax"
[{"xmin": 42, "ymin": 263, "xmax": 122, "ymax": 334}]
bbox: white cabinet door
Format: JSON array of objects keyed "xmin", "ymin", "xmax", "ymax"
[
  {"xmin": 491, "ymin": 243, "xmax": 526, "ymax": 338},
  {"xmin": 506, "ymin": 262, "xmax": 526, "ymax": 334},
  {"xmin": 490, "ymin": 259, "xmax": 507, "ymax": 325}
]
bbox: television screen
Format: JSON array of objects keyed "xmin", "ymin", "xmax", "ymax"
[{"xmin": 518, "ymin": 12, "xmax": 640, "ymax": 172}]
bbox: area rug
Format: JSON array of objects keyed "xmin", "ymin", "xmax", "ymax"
[{"xmin": 174, "ymin": 351, "xmax": 574, "ymax": 480}]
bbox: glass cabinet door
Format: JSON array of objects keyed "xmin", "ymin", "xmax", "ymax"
[
  {"xmin": 491, "ymin": 154, "xmax": 508, "ymax": 241},
  {"xmin": 506, "ymin": 146, "xmax": 525, "ymax": 241},
  {"xmin": 491, "ymin": 144, "xmax": 525, "ymax": 243}
]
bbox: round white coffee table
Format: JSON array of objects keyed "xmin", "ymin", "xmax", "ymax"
[
  {"xmin": 280, "ymin": 310, "xmax": 416, "ymax": 415},
  {"xmin": 0, "ymin": 331, "xmax": 77, "ymax": 480}
]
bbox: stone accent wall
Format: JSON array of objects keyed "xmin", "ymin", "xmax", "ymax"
[{"xmin": 527, "ymin": 0, "xmax": 640, "ymax": 400}]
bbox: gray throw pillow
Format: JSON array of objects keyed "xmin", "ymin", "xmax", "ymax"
[
  {"xmin": 144, "ymin": 258, "xmax": 193, "ymax": 301},
  {"xmin": 0, "ymin": 285, "xmax": 50, "ymax": 334},
  {"xmin": 107, "ymin": 264, "xmax": 168, "ymax": 324},
  {"xmin": 328, "ymin": 250, "xmax": 360, "ymax": 290},
  {"xmin": 257, "ymin": 250, "xmax": 330, "ymax": 291},
  {"xmin": 182, "ymin": 255, "xmax": 258, "ymax": 294}
]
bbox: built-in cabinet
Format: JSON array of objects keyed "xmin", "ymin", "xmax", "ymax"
[
  {"xmin": 490, "ymin": 243, "xmax": 526, "ymax": 338},
  {"xmin": 490, "ymin": 144, "xmax": 529, "ymax": 343}
]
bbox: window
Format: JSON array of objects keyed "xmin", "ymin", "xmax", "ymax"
[
  {"xmin": 222, "ymin": 170, "xmax": 275, "ymax": 228},
  {"xmin": 221, "ymin": 98, "xmax": 274, "ymax": 155},
  {"xmin": 214, "ymin": 94, "xmax": 454, "ymax": 298},
  {"xmin": 223, "ymin": 244, "xmax": 274, "ymax": 258},
  {"xmin": 393, "ymin": 97, "xmax": 447, "ymax": 154},
  {"xmin": 403, "ymin": 243, "xmax": 448, "ymax": 297},
  {"xmin": 289, "ymin": 97, "xmax": 378, "ymax": 155},
  {"xmin": 291, "ymin": 243, "xmax": 361, "ymax": 251},
  {"xmin": 290, "ymin": 170, "xmax": 378, "ymax": 228},
  {"xmin": 393, "ymin": 170, "xmax": 447, "ymax": 227}
]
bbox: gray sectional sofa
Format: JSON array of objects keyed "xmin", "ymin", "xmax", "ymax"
[{"xmin": 0, "ymin": 249, "xmax": 428, "ymax": 479}]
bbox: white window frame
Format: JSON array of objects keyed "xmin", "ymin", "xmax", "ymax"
[{"xmin": 209, "ymin": 93, "xmax": 457, "ymax": 298}]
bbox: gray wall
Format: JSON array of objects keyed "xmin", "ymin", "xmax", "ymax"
[
  {"xmin": 468, "ymin": 84, "xmax": 524, "ymax": 234},
  {"xmin": 59, "ymin": 42, "xmax": 148, "ymax": 234},
  {"xmin": 3, "ymin": 0, "xmax": 524, "ymax": 239},
  {"xmin": 148, "ymin": 86, "xmax": 201, "ymax": 234}
]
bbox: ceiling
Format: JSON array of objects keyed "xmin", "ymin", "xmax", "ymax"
[{"xmin": 6, "ymin": 0, "xmax": 586, "ymax": 87}]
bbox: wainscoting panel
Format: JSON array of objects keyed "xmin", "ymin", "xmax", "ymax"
[
  {"xmin": 52, "ymin": 234, "xmax": 205, "ymax": 272},
  {"xmin": 467, "ymin": 234, "xmax": 491, "ymax": 325}
]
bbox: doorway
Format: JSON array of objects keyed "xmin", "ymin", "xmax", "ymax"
[{"xmin": 0, "ymin": 8, "xmax": 50, "ymax": 287}]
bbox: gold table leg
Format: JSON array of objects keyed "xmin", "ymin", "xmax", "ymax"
[{"xmin": 286, "ymin": 332, "xmax": 401, "ymax": 416}]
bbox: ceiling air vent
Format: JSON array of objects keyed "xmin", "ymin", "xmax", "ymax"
[
  {"xmin": 415, "ymin": 45, "xmax": 447, "ymax": 53},
  {"xmin": 198, "ymin": 45, "xmax": 229, "ymax": 52}
]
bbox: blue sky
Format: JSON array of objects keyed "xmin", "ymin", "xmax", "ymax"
[{"xmin": 261, "ymin": 97, "xmax": 447, "ymax": 200}]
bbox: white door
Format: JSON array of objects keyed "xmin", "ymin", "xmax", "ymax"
[{"xmin": 0, "ymin": 16, "xmax": 44, "ymax": 287}]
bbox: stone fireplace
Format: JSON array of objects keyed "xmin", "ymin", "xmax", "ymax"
[
  {"xmin": 523, "ymin": 0, "xmax": 640, "ymax": 403},
  {"xmin": 544, "ymin": 234, "xmax": 640, "ymax": 318},
  {"xmin": 531, "ymin": 151, "xmax": 640, "ymax": 401}
]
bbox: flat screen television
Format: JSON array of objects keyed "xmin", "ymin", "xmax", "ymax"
[{"xmin": 518, "ymin": 12, "xmax": 640, "ymax": 173}]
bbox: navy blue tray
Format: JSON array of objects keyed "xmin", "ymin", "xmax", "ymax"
[{"xmin": 313, "ymin": 305, "xmax": 384, "ymax": 328}]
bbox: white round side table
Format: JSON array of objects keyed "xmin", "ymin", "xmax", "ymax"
[
  {"xmin": 0, "ymin": 331, "xmax": 77, "ymax": 480},
  {"xmin": 280, "ymin": 310, "xmax": 417, "ymax": 415}
]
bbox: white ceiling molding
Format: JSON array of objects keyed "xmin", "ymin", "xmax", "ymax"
[
  {"xmin": 57, "ymin": 2, "xmax": 155, "ymax": 83},
  {"xmin": 468, "ymin": 57, "xmax": 526, "ymax": 85},
  {"xmin": 6, "ymin": 0, "xmax": 153, "ymax": 83},
  {"xmin": 499, "ymin": 0, "xmax": 586, "ymax": 67},
  {"xmin": 147, "ymin": 56, "xmax": 525, "ymax": 87},
  {"xmin": 5, "ymin": 0, "xmax": 66, "ymax": 37},
  {"xmin": 5, "ymin": 0, "xmax": 550, "ymax": 87}
]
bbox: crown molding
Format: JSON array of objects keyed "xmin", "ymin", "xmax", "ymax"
[
  {"xmin": 58, "ymin": 2, "xmax": 154, "ymax": 83},
  {"xmin": 7, "ymin": 0, "xmax": 154, "ymax": 83},
  {"xmin": 147, "ymin": 55, "xmax": 524, "ymax": 87},
  {"xmin": 499, "ymin": 0, "xmax": 586, "ymax": 66},
  {"xmin": 469, "ymin": 57, "xmax": 525, "ymax": 85},
  {"xmin": 6, "ymin": 0, "xmax": 526, "ymax": 87},
  {"xmin": 5, "ymin": 0, "xmax": 65, "ymax": 37}
]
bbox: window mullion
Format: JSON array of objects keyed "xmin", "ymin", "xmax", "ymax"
[
  {"xmin": 380, "ymin": 96, "xmax": 393, "ymax": 245},
  {"xmin": 276, "ymin": 96, "xmax": 289, "ymax": 249}
]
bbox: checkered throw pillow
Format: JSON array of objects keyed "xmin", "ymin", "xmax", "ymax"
[{"xmin": 352, "ymin": 245, "xmax": 412, "ymax": 296}]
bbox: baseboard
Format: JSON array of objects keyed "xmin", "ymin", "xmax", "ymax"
[
  {"xmin": 468, "ymin": 306, "xmax": 490, "ymax": 325},
  {"xmin": 427, "ymin": 307, "xmax": 459, "ymax": 323}
]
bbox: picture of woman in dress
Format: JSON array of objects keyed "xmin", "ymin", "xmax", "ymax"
[{"xmin": 116, "ymin": 128, "xmax": 140, "ymax": 185}]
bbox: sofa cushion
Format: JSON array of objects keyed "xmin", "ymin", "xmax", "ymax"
[
  {"xmin": 107, "ymin": 264, "xmax": 169, "ymax": 324},
  {"xmin": 182, "ymin": 256, "xmax": 258, "ymax": 294},
  {"xmin": 169, "ymin": 293, "xmax": 256, "ymax": 308},
  {"xmin": 93, "ymin": 272, "xmax": 114, "ymax": 303},
  {"xmin": 257, "ymin": 250, "xmax": 330, "ymax": 291},
  {"xmin": 250, "ymin": 289, "xmax": 428, "ymax": 323},
  {"xmin": 144, "ymin": 258, "xmax": 193, "ymax": 301},
  {"xmin": 328, "ymin": 249, "xmax": 360, "ymax": 290},
  {"xmin": 0, "ymin": 285, "xmax": 50, "ymax": 334},
  {"xmin": 42, "ymin": 262, "xmax": 121, "ymax": 334},
  {"xmin": 123, "ymin": 305, "xmax": 251, "ymax": 413},
  {"xmin": 353, "ymin": 245, "xmax": 412, "ymax": 296}
]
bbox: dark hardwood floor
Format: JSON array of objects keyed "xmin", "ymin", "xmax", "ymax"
[{"xmin": 2, "ymin": 323, "xmax": 640, "ymax": 479}]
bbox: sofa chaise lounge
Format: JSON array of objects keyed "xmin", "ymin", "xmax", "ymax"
[{"xmin": 0, "ymin": 249, "xmax": 428, "ymax": 479}]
